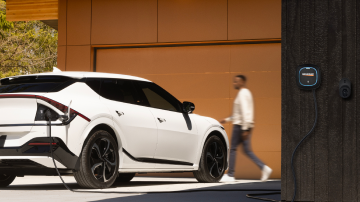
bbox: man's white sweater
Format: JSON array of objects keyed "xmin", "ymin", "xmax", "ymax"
[{"xmin": 225, "ymin": 88, "xmax": 254, "ymax": 130}]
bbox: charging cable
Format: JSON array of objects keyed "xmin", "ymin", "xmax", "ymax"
[
  {"xmin": 45, "ymin": 110, "xmax": 73, "ymax": 192},
  {"xmin": 290, "ymin": 89, "xmax": 318, "ymax": 202},
  {"xmin": 244, "ymin": 89, "xmax": 318, "ymax": 202}
]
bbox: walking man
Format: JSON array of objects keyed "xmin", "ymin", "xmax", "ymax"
[{"xmin": 220, "ymin": 75, "xmax": 272, "ymax": 182}]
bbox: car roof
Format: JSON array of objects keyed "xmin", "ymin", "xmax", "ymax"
[{"xmin": 5, "ymin": 71, "xmax": 151, "ymax": 82}]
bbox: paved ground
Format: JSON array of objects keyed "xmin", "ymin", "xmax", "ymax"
[{"xmin": 0, "ymin": 176, "xmax": 281, "ymax": 202}]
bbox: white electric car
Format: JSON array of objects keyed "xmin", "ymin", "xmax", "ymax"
[{"xmin": 0, "ymin": 72, "xmax": 229, "ymax": 188}]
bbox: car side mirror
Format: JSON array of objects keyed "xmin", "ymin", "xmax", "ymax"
[{"xmin": 183, "ymin": 101, "xmax": 195, "ymax": 114}]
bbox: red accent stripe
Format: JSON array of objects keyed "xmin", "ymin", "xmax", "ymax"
[
  {"xmin": 0, "ymin": 94, "xmax": 91, "ymax": 122},
  {"xmin": 28, "ymin": 143, "xmax": 57, "ymax": 146},
  {"xmin": 77, "ymin": 113, "xmax": 91, "ymax": 122},
  {"xmin": 0, "ymin": 94, "xmax": 36, "ymax": 98}
]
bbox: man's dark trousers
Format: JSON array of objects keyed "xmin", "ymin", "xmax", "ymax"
[{"xmin": 228, "ymin": 125, "xmax": 265, "ymax": 177}]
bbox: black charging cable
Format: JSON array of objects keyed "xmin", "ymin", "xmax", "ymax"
[
  {"xmin": 246, "ymin": 191, "xmax": 281, "ymax": 202},
  {"xmin": 45, "ymin": 110, "xmax": 74, "ymax": 192},
  {"xmin": 290, "ymin": 89, "xmax": 318, "ymax": 202},
  {"xmin": 244, "ymin": 89, "xmax": 318, "ymax": 202}
]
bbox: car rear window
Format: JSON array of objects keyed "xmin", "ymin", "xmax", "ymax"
[{"xmin": 0, "ymin": 76, "xmax": 78, "ymax": 93}]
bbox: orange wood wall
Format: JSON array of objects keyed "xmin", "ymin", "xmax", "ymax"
[
  {"xmin": 6, "ymin": 0, "xmax": 58, "ymax": 21},
  {"xmin": 57, "ymin": 0, "xmax": 281, "ymax": 180}
]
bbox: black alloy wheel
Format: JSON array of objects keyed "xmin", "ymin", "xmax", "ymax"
[
  {"xmin": 0, "ymin": 174, "xmax": 16, "ymax": 187},
  {"xmin": 74, "ymin": 130, "xmax": 119, "ymax": 189},
  {"xmin": 206, "ymin": 141, "xmax": 225, "ymax": 178},
  {"xmin": 193, "ymin": 135, "xmax": 226, "ymax": 183},
  {"xmin": 90, "ymin": 138, "xmax": 117, "ymax": 182}
]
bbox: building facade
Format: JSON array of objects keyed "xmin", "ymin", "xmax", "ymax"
[{"xmin": 7, "ymin": 0, "xmax": 281, "ymax": 179}]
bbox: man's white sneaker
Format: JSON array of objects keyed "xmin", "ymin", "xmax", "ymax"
[
  {"xmin": 261, "ymin": 165, "xmax": 272, "ymax": 181},
  {"xmin": 220, "ymin": 174, "xmax": 236, "ymax": 182}
]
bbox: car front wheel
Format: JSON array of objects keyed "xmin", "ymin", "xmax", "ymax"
[{"xmin": 193, "ymin": 135, "xmax": 226, "ymax": 183}]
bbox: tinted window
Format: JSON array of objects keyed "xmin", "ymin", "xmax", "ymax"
[
  {"xmin": 0, "ymin": 76, "xmax": 76, "ymax": 93},
  {"xmin": 99, "ymin": 79, "xmax": 139, "ymax": 104},
  {"xmin": 136, "ymin": 82, "xmax": 181, "ymax": 112},
  {"xmin": 85, "ymin": 78, "xmax": 101, "ymax": 94}
]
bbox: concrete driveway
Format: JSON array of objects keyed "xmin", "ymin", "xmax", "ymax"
[{"xmin": 0, "ymin": 176, "xmax": 280, "ymax": 202}]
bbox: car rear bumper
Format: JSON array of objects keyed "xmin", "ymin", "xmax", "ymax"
[{"xmin": 0, "ymin": 137, "xmax": 79, "ymax": 173}]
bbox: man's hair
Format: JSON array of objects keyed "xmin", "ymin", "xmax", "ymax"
[{"xmin": 235, "ymin": 75, "xmax": 247, "ymax": 82}]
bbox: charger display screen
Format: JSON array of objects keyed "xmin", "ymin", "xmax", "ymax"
[{"xmin": 299, "ymin": 67, "xmax": 317, "ymax": 86}]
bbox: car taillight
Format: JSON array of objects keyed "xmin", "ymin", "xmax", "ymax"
[
  {"xmin": 36, "ymin": 96, "xmax": 90, "ymax": 122},
  {"xmin": 0, "ymin": 94, "xmax": 90, "ymax": 122}
]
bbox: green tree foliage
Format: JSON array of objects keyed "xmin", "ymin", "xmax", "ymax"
[{"xmin": 0, "ymin": 0, "xmax": 57, "ymax": 78}]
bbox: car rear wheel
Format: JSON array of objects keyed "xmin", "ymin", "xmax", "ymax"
[
  {"xmin": 74, "ymin": 130, "xmax": 119, "ymax": 189},
  {"xmin": 193, "ymin": 135, "xmax": 226, "ymax": 183},
  {"xmin": 0, "ymin": 174, "xmax": 16, "ymax": 187},
  {"xmin": 116, "ymin": 173, "xmax": 136, "ymax": 183}
]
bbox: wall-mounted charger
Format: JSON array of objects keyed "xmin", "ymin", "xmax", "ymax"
[
  {"xmin": 339, "ymin": 78, "xmax": 351, "ymax": 99},
  {"xmin": 296, "ymin": 64, "xmax": 321, "ymax": 90}
]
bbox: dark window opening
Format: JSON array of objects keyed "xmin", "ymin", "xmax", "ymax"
[
  {"xmin": 0, "ymin": 76, "xmax": 78, "ymax": 93},
  {"xmin": 135, "ymin": 82, "xmax": 181, "ymax": 112},
  {"xmin": 99, "ymin": 79, "xmax": 141, "ymax": 105}
]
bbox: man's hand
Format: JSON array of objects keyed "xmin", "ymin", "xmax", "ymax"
[
  {"xmin": 219, "ymin": 119, "xmax": 227, "ymax": 124},
  {"xmin": 242, "ymin": 130, "xmax": 250, "ymax": 140}
]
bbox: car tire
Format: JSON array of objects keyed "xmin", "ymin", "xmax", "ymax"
[
  {"xmin": 116, "ymin": 173, "xmax": 136, "ymax": 183},
  {"xmin": 193, "ymin": 135, "xmax": 226, "ymax": 183},
  {"xmin": 74, "ymin": 130, "xmax": 119, "ymax": 189},
  {"xmin": 0, "ymin": 174, "xmax": 16, "ymax": 187}
]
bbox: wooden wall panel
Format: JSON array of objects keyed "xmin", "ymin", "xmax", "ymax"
[
  {"xmin": 158, "ymin": 0, "xmax": 227, "ymax": 42},
  {"xmin": 356, "ymin": 1, "xmax": 360, "ymax": 200},
  {"xmin": 230, "ymin": 44, "xmax": 281, "ymax": 72},
  {"xmin": 228, "ymin": 0, "xmax": 281, "ymax": 40},
  {"xmin": 91, "ymin": 0, "xmax": 157, "ymax": 45},
  {"xmin": 327, "ymin": 2, "xmax": 343, "ymax": 201},
  {"xmin": 66, "ymin": 0, "xmax": 91, "ymax": 45},
  {"xmin": 66, "ymin": 45, "xmax": 91, "ymax": 71},
  {"xmin": 6, "ymin": 0, "xmax": 58, "ymax": 21},
  {"xmin": 96, "ymin": 45, "xmax": 230, "ymax": 75},
  {"xmin": 282, "ymin": 0, "xmax": 360, "ymax": 201},
  {"xmin": 280, "ymin": 0, "xmax": 287, "ymax": 200},
  {"xmin": 283, "ymin": 0, "xmax": 301, "ymax": 201},
  {"xmin": 57, "ymin": 0, "xmax": 66, "ymax": 46},
  {"xmin": 57, "ymin": 46, "xmax": 66, "ymax": 71},
  {"xmin": 313, "ymin": 0, "xmax": 329, "ymax": 201},
  {"xmin": 357, "ymin": 1, "xmax": 360, "ymax": 201},
  {"xmin": 298, "ymin": 0, "xmax": 315, "ymax": 200},
  {"xmin": 341, "ymin": 0, "xmax": 357, "ymax": 201}
]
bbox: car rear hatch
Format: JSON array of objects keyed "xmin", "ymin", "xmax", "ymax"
[{"xmin": 0, "ymin": 75, "xmax": 78, "ymax": 132}]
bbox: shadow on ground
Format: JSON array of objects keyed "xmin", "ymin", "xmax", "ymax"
[
  {"xmin": 0, "ymin": 180, "xmax": 198, "ymax": 191},
  {"xmin": 1, "ymin": 178, "xmax": 281, "ymax": 202},
  {"xmin": 89, "ymin": 180, "xmax": 281, "ymax": 202}
]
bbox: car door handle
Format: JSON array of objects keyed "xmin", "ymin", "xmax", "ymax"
[
  {"xmin": 116, "ymin": 111, "xmax": 124, "ymax": 116},
  {"xmin": 157, "ymin": 118, "xmax": 166, "ymax": 123}
]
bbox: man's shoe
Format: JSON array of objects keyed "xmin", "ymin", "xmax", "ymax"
[
  {"xmin": 220, "ymin": 174, "xmax": 236, "ymax": 182},
  {"xmin": 261, "ymin": 165, "xmax": 272, "ymax": 181}
]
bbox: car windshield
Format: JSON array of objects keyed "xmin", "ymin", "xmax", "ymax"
[{"xmin": 0, "ymin": 76, "xmax": 76, "ymax": 93}]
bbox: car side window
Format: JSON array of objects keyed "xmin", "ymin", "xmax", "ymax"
[
  {"xmin": 85, "ymin": 78, "xmax": 101, "ymax": 94},
  {"xmin": 136, "ymin": 82, "xmax": 181, "ymax": 112},
  {"xmin": 99, "ymin": 79, "xmax": 139, "ymax": 105}
]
